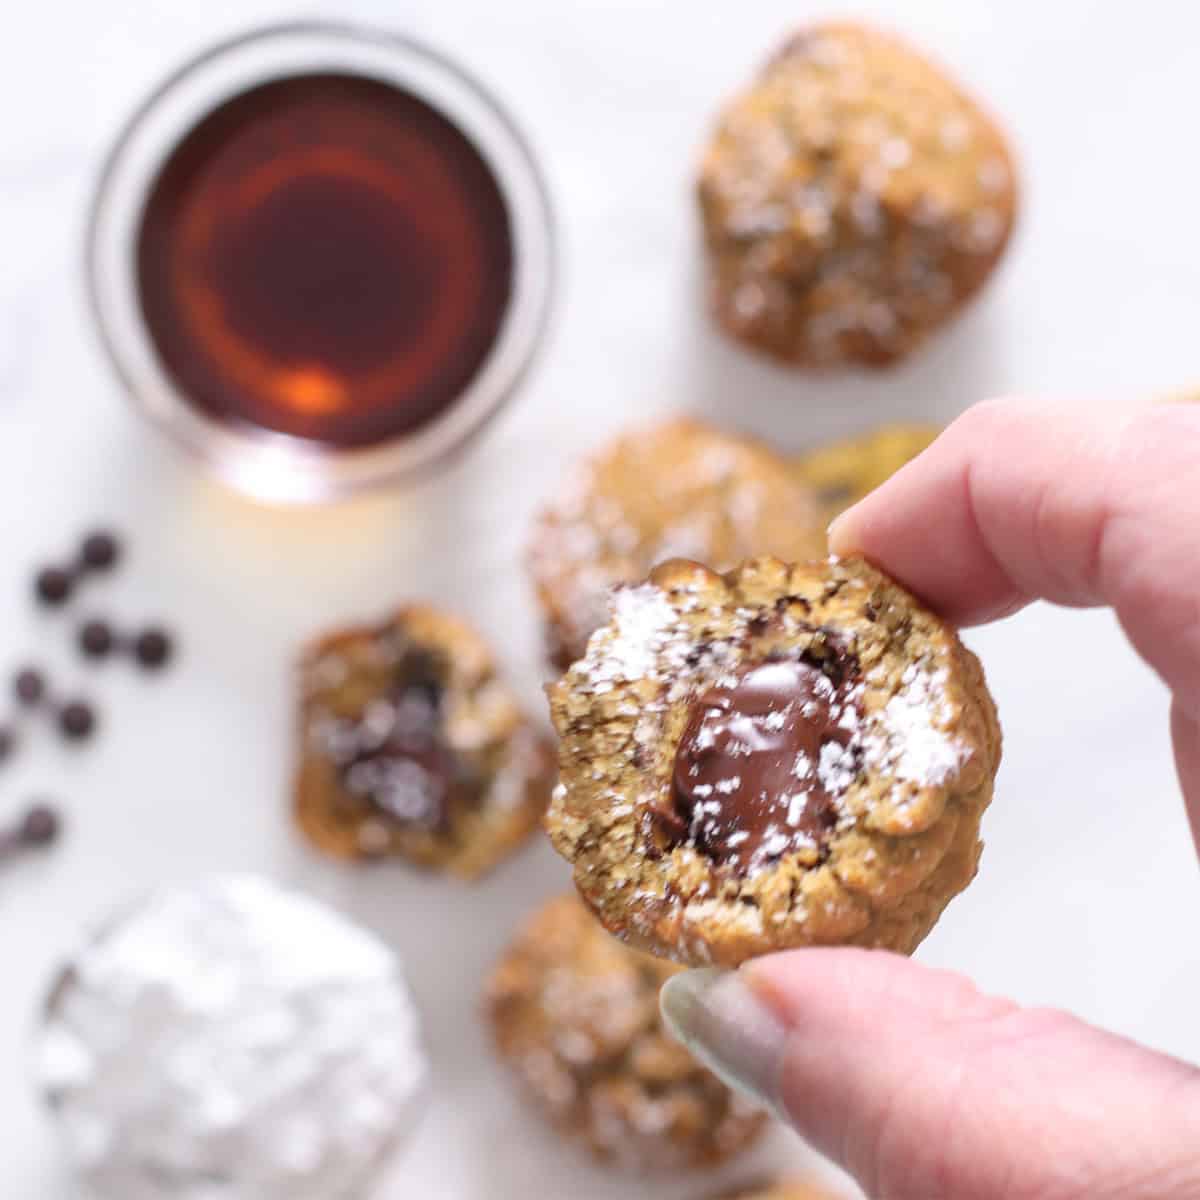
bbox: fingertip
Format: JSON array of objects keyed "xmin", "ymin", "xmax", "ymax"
[{"xmin": 826, "ymin": 505, "xmax": 865, "ymax": 558}]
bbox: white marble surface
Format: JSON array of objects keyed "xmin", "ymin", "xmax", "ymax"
[{"xmin": 2, "ymin": 1, "xmax": 1199, "ymax": 1196}]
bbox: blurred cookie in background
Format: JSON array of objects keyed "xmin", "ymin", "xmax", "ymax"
[
  {"xmin": 794, "ymin": 423, "xmax": 939, "ymax": 520},
  {"xmin": 699, "ymin": 22, "xmax": 1017, "ymax": 367},
  {"xmin": 528, "ymin": 417, "xmax": 826, "ymax": 670},
  {"xmin": 295, "ymin": 606, "xmax": 555, "ymax": 879},
  {"xmin": 485, "ymin": 893, "xmax": 768, "ymax": 1171}
]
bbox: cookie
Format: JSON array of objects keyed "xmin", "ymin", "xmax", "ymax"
[
  {"xmin": 699, "ymin": 22, "xmax": 1017, "ymax": 367},
  {"xmin": 546, "ymin": 556, "xmax": 1000, "ymax": 967},
  {"xmin": 528, "ymin": 417, "xmax": 827, "ymax": 670},
  {"xmin": 294, "ymin": 606, "xmax": 554, "ymax": 879},
  {"xmin": 795, "ymin": 423, "xmax": 939, "ymax": 520},
  {"xmin": 485, "ymin": 893, "xmax": 767, "ymax": 1171}
]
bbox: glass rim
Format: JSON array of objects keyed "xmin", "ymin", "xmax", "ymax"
[{"xmin": 85, "ymin": 20, "xmax": 557, "ymax": 505}]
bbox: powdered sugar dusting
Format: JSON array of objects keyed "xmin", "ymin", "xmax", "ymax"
[
  {"xmin": 818, "ymin": 737, "xmax": 859, "ymax": 793},
  {"xmin": 865, "ymin": 664, "xmax": 967, "ymax": 785},
  {"xmin": 584, "ymin": 584, "xmax": 683, "ymax": 687}
]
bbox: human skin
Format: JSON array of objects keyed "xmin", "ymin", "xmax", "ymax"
[{"xmin": 661, "ymin": 397, "xmax": 1200, "ymax": 1200}]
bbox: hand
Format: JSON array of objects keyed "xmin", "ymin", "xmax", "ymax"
[{"xmin": 661, "ymin": 397, "xmax": 1200, "ymax": 1199}]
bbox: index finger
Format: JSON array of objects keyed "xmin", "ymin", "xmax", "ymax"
[{"xmin": 828, "ymin": 396, "xmax": 1200, "ymax": 715}]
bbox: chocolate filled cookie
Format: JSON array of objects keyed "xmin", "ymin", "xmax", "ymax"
[
  {"xmin": 795, "ymin": 423, "xmax": 939, "ymax": 520},
  {"xmin": 528, "ymin": 418, "xmax": 826, "ymax": 670},
  {"xmin": 295, "ymin": 606, "xmax": 554, "ymax": 879},
  {"xmin": 547, "ymin": 557, "xmax": 1000, "ymax": 967},
  {"xmin": 699, "ymin": 22, "xmax": 1017, "ymax": 367},
  {"xmin": 485, "ymin": 893, "xmax": 767, "ymax": 1171}
]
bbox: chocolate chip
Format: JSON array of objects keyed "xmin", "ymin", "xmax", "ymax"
[
  {"xmin": 0, "ymin": 725, "xmax": 15, "ymax": 762},
  {"xmin": 79, "ymin": 620, "xmax": 116, "ymax": 660},
  {"xmin": 79, "ymin": 531, "xmax": 120, "ymax": 572},
  {"xmin": 58, "ymin": 701, "xmax": 96, "ymax": 742},
  {"xmin": 133, "ymin": 628, "xmax": 173, "ymax": 670},
  {"xmin": 19, "ymin": 804, "xmax": 61, "ymax": 847},
  {"xmin": 35, "ymin": 567, "xmax": 74, "ymax": 608},
  {"xmin": 14, "ymin": 668, "xmax": 46, "ymax": 707}
]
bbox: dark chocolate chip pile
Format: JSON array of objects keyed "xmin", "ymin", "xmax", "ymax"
[
  {"xmin": 9, "ymin": 667, "xmax": 96, "ymax": 746},
  {"xmin": 33, "ymin": 530, "xmax": 123, "ymax": 610},
  {"xmin": 76, "ymin": 619, "xmax": 174, "ymax": 671},
  {"xmin": 4, "ymin": 530, "xmax": 181, "ymax": 866}
]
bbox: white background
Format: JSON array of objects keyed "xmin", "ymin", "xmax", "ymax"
[{"xmin": 2, "ymin": 1, "xmax": 1199, "ymax": 1196}]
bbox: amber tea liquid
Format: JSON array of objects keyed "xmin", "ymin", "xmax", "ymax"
[{"xmin": 136, "ymin": 73, "xmax": 514, "ymax": 448}]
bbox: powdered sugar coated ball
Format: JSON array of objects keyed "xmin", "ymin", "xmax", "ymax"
[{"xmin": 37, "ymin": 875, "xmax": 427, "ymax": 1200}]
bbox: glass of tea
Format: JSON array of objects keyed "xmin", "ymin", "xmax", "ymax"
[{"xmin": 87, "ymin": 22, "xmax": 555, "ymax": 503}]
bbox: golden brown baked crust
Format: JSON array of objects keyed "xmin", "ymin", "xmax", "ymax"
[
  {"xmin": 294, "ymin": 605, "xmax": 554, "ymax": 879},
  {"xmin": 699, "ymin": 22, "xmax": 1018, "ymax": 367},
  {"xmin": 485, "ymin": 894, "xmax": 767, "ymax": 1170},
  {"xmin": 528, "ymin": 417, "xmax": 827, "ymax": 670},
  {"xmin": 794, "ymin": 423, "xmax": 940, "ymax": 521},
  {"xmin": 546, "ymin": 557, "xmax": 1000, "ymax": 967}
]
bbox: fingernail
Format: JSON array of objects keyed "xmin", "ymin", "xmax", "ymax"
[{"xmin": 660, "ymin": 968, "xmax": 789, "ymax": 1119}]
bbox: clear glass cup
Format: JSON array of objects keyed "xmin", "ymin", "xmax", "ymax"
[{"xmin": 86, "ymin": 21, "xmax": 556, "ymax": 505}]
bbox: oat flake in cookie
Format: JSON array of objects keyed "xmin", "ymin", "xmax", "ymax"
[
  {"xmin": 528, "ymin": 417, "xmax": 826, "ymax": 670},
  {"xmin": 295, "ymin": 605, "xmax": 555, "ymax": 878},
  {"xmin": 699, "ymin": 22, "xmax": 1018, "ymax": 367},
  {"xmin": 546, "ymin": 557, "xmax": 1000, "ymax": 967},
  {"xmin": 485, "ymin": 893, "xmax": 766, "ymax": 1170}
]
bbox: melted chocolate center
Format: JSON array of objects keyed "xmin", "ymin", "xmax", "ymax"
[
  {"xmin": 337, "ymin": 649, "xmax": 462, "ymax": 833},
  {"xmin": 666, "ymin": 651, "xmax": 862, "ymax": 877}
]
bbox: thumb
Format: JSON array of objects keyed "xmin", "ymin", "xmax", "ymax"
[{"xmin": 661, "ymin": 950, "xmax": 1200, "ymax": 1200}]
